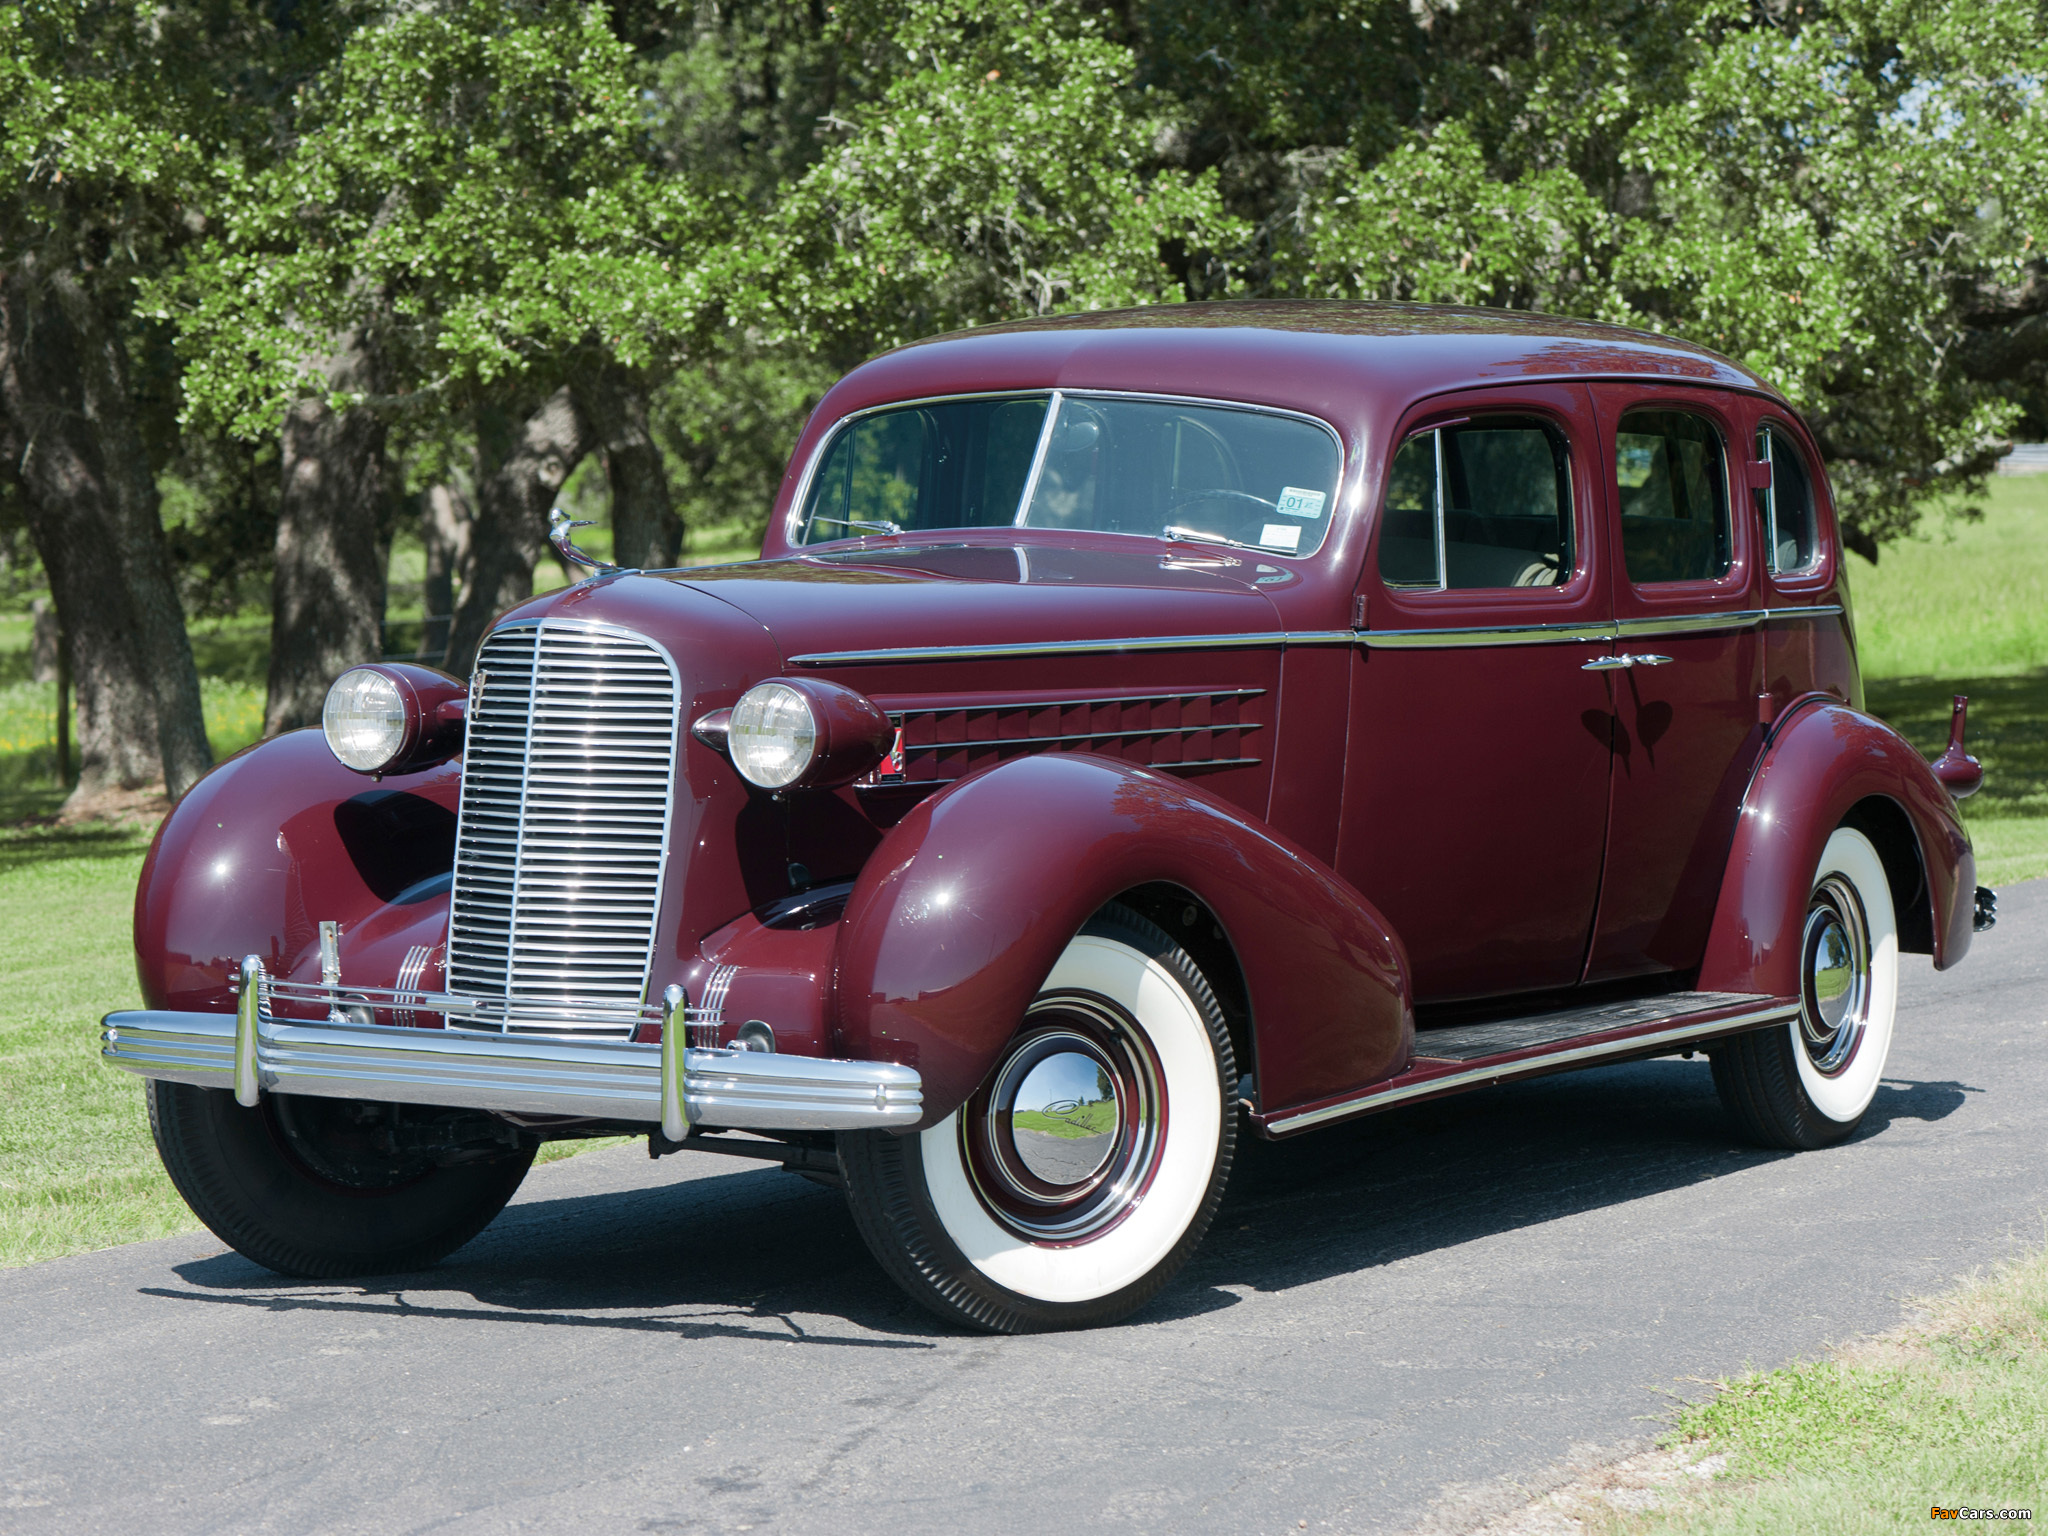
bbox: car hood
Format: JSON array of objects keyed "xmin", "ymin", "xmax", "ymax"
[{"xmin": 658, "ymin": 538, "xmax": 1288, "ymax": 663}]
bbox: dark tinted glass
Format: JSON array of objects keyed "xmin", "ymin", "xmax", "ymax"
[
  {"xmin": 1616, "ymin": 410, "xmax": 1730, "ymax": 584},
  {"xmin": 1762, "ymin": 426, "xmax": 1820, "ymax": 574},
  {"xmin": 1019, "ymin": 396, "xmax": 1341, "ymax": 555},
  {"xmin": 799, "ymin": 396, "xmax": 1049, "ymax": 542},
  {"xmin": 1378, "ymin": 417, "xmax": 1574, "ymax": 590},
  {"xmin": 1380, "ymin": 434, "xmax": 1440, "ymax": 586},
  {"xmin": 800, "ymin": 393, "xmax": 1342, "ymax": 555}
]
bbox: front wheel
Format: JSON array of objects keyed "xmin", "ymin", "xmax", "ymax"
[
  {"xmin": 1711, "ymin": 825, "xmax": 1900, "ymax": 1149},
  {"xmin": 840, "ymin": 903, "xmax": 1237, "ymax": 1333},
  {"xmin": 148, "ymin": 1081, "xmax": 535, "ymax": 1278}
]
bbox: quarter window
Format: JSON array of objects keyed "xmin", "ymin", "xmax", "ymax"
[
  {"xmin": 1379, "ymin": 416, "xmax": 1574, "ymax": 590},
  {"xmin": 1758, "ymin": 425, "xmax": 1821, "ymax": 575},
  {"xmin": 1616, "ymin": 410, "xmax": 1731, "ymax": 584}
]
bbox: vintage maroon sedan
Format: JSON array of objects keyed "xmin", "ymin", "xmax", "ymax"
[{"xmin": 105, "ymin": 302, "xmax": 1993, "ymax": 1331}]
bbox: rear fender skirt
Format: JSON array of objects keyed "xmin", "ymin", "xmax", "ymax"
[
  {"xmin": 833, "ymin": 753, "xmax": 1412, "ymax": 1129},
  {"xmin": 134, "ymin": 731, "xmax": 461, "ymax": 1013},
  {"xmin": 1698, "ymin": 699, "xmax": 1974, "ymax": 997}
]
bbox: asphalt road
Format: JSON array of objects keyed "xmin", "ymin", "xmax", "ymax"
[{"xmin": 4, "ymin": 880, "xmax": 2044, "ymax": 1535}]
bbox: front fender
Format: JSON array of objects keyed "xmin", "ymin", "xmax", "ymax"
[
  {"xmin": 134, "ymin": 730, "xmax": 460, "ymax": 1012},
  {"xmin": 1698, "ymin": 699, "xmax": 1974, "ymax": 998},
  {"xmin": 834, "ymin": 754, "xmax": 1412, "ymax": 1128}
]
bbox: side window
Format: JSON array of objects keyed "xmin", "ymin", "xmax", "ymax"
[
  {"xmin": 1379, "ymin": 416, "xmax": 1574, "ymax": 591},
  {"xmin": 1759, "ymin": 425, "xmax": 1821, "ymax": 575},
  {"xmin": 1615, "ymin": 410, "xmax": 1730, "ymax": 584}
]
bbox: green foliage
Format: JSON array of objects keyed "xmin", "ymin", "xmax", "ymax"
[
  {"xmin": 162, "ymin": 0, "xmax": 728, "ymax": 437},
  {"xmin": 751, "ymin": 0, "xmax": 1242, "ymax": 358},
  {"xmin": 1251, "ymin": 0, "xmax": 2048, "ymax": 553}
]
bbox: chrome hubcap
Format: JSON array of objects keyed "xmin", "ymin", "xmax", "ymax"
[
  {"xmin": 1800, "ymin": 875, "xmax": 1870, "ymax": 1076},
  {"xmin": 964, "ymin": 998, "xmax": 1164, "ymax": 1241}
]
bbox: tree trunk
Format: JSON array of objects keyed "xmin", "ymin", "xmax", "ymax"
[
  {"xmin": 444, "ymin": 387, "xmax": 593, "ymax": 676},
  {"xmin": 420, "ymin": 481, "xmax": 474, "ymax": 668},
  {"xmin": 576, "ymin": 366, "xmax": 680, "ymax": 568},
  {"xmin": 264, "ymin": 333, "xmax": 393, "ymax": 734},
  {"xmin": 0, "ymin": 255, "xmax": 212, "ymax": 805}
]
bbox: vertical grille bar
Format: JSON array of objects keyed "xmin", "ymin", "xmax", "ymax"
[{"xmin": 446, "ymin": 619, "xmax": 681, "ymax": 1037}]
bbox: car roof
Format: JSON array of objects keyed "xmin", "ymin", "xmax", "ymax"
[{"xmin": 820, "ymin": 301, "xmax": 1779, "ymax": 430}]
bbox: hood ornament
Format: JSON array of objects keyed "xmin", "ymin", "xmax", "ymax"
[{"xmin": 549, "ymin": 507, "xmax": 618, "ymax": 572}]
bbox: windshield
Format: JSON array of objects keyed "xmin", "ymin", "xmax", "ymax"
[{"xmin": 795, "ymin": 392, "xmax": 1343, "ymax": 557}]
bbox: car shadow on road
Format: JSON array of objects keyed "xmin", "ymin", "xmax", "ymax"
[{"xmin": 154, "ymin": 1057, "xmax": 1983, "ymax": 1341}]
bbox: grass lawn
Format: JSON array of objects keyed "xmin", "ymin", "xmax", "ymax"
[
  {"xmin": 1857, "ymin": 474, "xmax": 2048, "ymax": 888},
  {"xmin": 0, "ymin": 480, "xmax": 2041, "ymax": 1268},
  {"xmin": 1581, "ymin": 1244, "xmax": 2048, "ymax": 1533}
]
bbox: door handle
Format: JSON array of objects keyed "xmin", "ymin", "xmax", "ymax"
[{"xmin": 1581, "ymin": 653, "xmax": 1676, "ymax": 672}]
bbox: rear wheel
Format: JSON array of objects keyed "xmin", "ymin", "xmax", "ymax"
[
  {"xmin": 147, "ymin": 1081, "xmax": 534, "ymax": 1278},
  {"xmin": 1711, "ymin": 826, "xmax": 1899, "ymax": 1149},
  {"xmin": 840, "ymin": 903, "xmax": 1236, "ymax": 1333}
]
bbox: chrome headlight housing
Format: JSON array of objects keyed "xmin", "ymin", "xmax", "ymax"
[
  {"xmin": 711, "ymin": 679, "xmax": 892, "ymax": 791},
  {"xmin": 320, "ymin": 663, "xmax": 468, "ymax": 776},
  {"xmin": 323, "ymin": 667, "xmax": 409, "ymax": 772},
  {"xmin": 727, "ymin": 682, "xmax": 819, "ymax": 789}
]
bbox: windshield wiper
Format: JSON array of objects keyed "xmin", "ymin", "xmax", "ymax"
[
  {"xmin": 1161, "ymin": 525, "xmax": 1257, "ymax": 553},
  {"xmin": 812, "ymin": 516, "xmax": 899, "ymax": 536}
]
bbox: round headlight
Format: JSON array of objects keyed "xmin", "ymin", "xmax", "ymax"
[
  {"xmin": 323, "ymin": 667, "xmax": 408, "ymax": 772},
  {"xmin": 728, "ymin": 682, "xmax": 818, "ymax": 789}
]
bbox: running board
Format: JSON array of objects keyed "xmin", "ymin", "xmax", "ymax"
[{"xmin": 1258, "ymin": 991, "xmax": 1798, "ymax": 1137}]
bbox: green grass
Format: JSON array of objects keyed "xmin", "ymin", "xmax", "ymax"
[
  {"xmin": 1851, "ymin": 477, "xmax": 2048, "ymax": 681},
  {"xmin": 0, "ymin": 823, "xmax": 188, "ymax": 1265},
  {"xmin": 1854, "ymin": 476, "xmax": 2048, "ymax": 886},
  {"xmin": 1596, "ymin": 1244, "xmax": 2048, "ymax": 1533}
]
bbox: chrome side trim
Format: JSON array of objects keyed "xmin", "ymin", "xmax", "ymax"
[
  {"xmin": 1265, "ymin": 1001, "xmax": 1798, "ymax": 1136},
  {"xmin": 102, "ymin": 1000, "xmax": 923, "ymax": 1133},
  {"xmin": 1356, "ymin": 603, "xmax": 1840, "ymax": 651},
  {"xmin": 1613, "ymin": 609, "xmax": 1769, "ymax": 638},
  {"xmin": 1360, "ymin": 619, "xmax": 1616, "ymax": 649},
  {"xmin": 791, "ymin": 631, "xmax": 1340, "ymax": 666}
]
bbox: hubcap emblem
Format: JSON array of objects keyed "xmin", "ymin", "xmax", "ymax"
[{"xmin": 1008, "ymin": 1051, "xmax": 1120, "ymax": 1187}]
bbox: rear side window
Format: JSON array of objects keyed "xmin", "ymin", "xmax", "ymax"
[
  {"xmin": 1759, "ymin": 425, "xmax": 1821, "ymax": 575},
  {"xmin": 1380, "ymin": 416, "xmax": 1574, "ymax": 590},
  {"xmin": 1615, "ymin": 410, "xmax": 1730, "ymax": 584}
]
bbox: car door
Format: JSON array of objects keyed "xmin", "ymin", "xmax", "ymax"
[
  {"xmin": 1338, "ymin": 384, "xmax": 1615, "ymax": 1003},
  {"xmin": 1584, "ymin": 383, "xmax": 1764, "ymax": 982}
]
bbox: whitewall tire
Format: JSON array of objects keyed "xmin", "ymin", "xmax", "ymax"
[
  {"xmin": 839, "ymin": 903, "xmax": 1237, "ymax": 1332},
  {"xmin": 1712, "ymin": 825, "xmax": 1900, "ymax": 1149}
]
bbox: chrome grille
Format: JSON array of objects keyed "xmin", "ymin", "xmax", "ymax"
[{"xmin": 447, "ymin": 619, "xmax": 681, "ymax": 1038}]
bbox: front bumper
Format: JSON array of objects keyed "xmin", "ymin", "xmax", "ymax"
[{"xmin": 101, "ymin": 959, "xmax": 921, "ymax": 1135}]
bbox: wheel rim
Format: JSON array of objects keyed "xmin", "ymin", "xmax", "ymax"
[
  {"xmin": 1799, "ymin": 873, "xmax": 1871, "ymax": 1078},
  {"xmin": 961, "ymin": 994, "xmax": 1166, "ymax": 1243}
]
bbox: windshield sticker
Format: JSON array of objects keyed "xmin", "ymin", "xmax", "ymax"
[
  {"xmin": 1260, "ymin": 523, "xmax": 1303, "ymax": 552},
  {"xmin": 1275, "ymin": 487, "xmax": 1327, "ymax": 519}
]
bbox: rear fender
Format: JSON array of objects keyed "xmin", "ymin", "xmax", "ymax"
[
  {"xmin": 1698, "ymin": 698, "xmax": 1974, "ymax": 997},
  {"xmin": 834, "ymin": 754, "xmax": 1412, "ymax": 1128}
]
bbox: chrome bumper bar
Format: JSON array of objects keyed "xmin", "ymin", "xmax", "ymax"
[{"xmin": 100, "ymin": 959, "xmax": 921, "ymax": 1134}]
